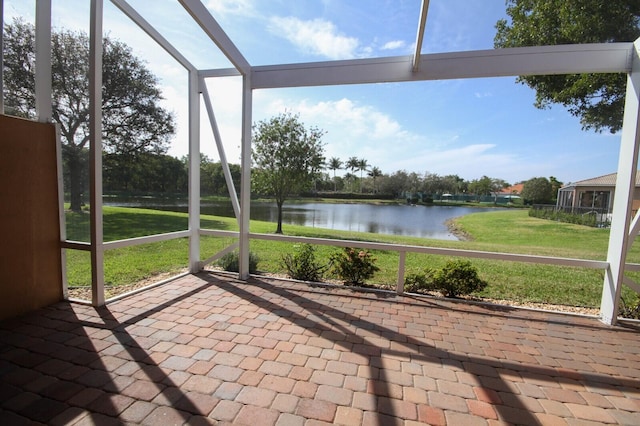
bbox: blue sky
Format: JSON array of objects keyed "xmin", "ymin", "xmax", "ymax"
[{"xmin": 5, "ymin": 0, "xmax": 624, "ymax": 185}]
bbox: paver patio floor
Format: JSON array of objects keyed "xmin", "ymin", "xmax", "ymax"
[{"xmin": 1, "ymin": 272, "xmax": 640, "ymax": 425}]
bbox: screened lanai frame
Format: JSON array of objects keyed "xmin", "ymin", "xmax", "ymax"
[{"xmin": 2, "ymin": 0, "xmax": 640, "ymax": 326}]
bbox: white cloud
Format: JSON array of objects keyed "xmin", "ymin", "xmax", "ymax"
[
  {"xmin": 264, "ymin": 97, "xmax": 414, "ymax": 142},
  {"xmin": 256, "ymin": 95, "xmax": 422, "ymax": 171},
  {"xmin": 205, "ymin": 0, "xmax": 255, "ymax": 17},
  {"xmin": 268, "ymin": 16, "xmax": 361, "ymax": 60},
  {"xmin": 381, "ymin": 40, "xmax": 406, "ymax": 50}
]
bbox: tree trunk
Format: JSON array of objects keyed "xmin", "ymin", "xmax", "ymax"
[
  {"xmin": 68, "ymin": 150, "xmax": 83, "ymax": 212},
  {"xmin": 276, "ymin": 200, "xmax": 284, "ymax": 234}
]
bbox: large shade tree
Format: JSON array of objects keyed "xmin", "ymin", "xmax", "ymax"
[
  {"xmin": 3, "ymin": 19, "xmax": 175, "ymax": 211},
  {"xmin": 468, "ymin": 176, "xmax": 509, "ymax": 202},
  {"xmin": 495, "ymin": 0, "xmax": 640, "ymax": 133},
  {"xmin": 252, "ymin": 112, "xmax": 325, "ymax": 234},
  {"xmin": 522, "ymin": 176, "xmax": 553, "ymax": 204}
]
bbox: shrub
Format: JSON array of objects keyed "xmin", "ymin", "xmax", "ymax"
[
  {"xmin": 404, "ymin": 260, "xmax": 487, "ymax": 298},
  {"xmin": 404, "ymin": 269, "xmax": 436, "ymax": 293},
  {"xmin": 281, "ymin": 244, "xmax": 328, "ymax": 282},
  {"xmin": 619, "ymin": 295, "xmax": 640, "ymax": 319},
  {"xmin": 330, "ymin": 247, "xmax": 380, "ymax": 285},
  {"xmin": 217, "ymin": 250, "xmax": 259, "ymax": 274},
  {"xmin": 432, "ymin": 259, "xmax": 487, "ymax": 297}
]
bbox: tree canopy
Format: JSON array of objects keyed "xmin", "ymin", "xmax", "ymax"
[
  {"xmin": 522, "ymin": 177, "xmax": 553, "ymax": 204},
  {"xmin": 3, "ymin": 19, "xmax": 175, "ymax": 210},
  {"xmin": 467, "ymin": 176, "xmax": 508, "ymax": 203},
  {"xmin": 252, "ymin": 112, "xmax": 325, "ymax": 234},
  {"xmin": 494, "ymin": 0, "xmax": 640, "ymax": 133}
]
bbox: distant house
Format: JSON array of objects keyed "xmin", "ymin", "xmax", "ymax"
[
  {"xmin": 556, "ymin": 172, "xmax": 640, "ymax": 214},
  {"xmin": 499, "ymin": 183, "xmax": 523, "ymax": 199},
  {"xmin": 502, "ymin": 183, "xmax": 524, "ymax": 195}
]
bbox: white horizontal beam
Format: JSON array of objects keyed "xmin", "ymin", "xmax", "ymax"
[
  {"xmin": 252, "ymin": 43, "xmax": 633, "ymax": 89},
  {"xmin": 199, "ymin": 68, "xmax": 242, "ymax": 78},
  {"xmin": 200, "ymin": 229, "xmax": 240, "ymax": 238},
  {"xmin": 623, "ymin": 276, "xmax": 640, "ymax": 294},
  {"xmin": 624, "ymin": 262, "xmax": 640, "ymax": 272},
  {"xmin": 111, "ymin": 0, "xmax": 195, "ymax": 72},
  {"xmin": 178, "ymin": 0, "xmax": 250, "ymax": 75},
  {"xmin": 250, "ymin": 233, "xmax": 609, "ymax": 270}
]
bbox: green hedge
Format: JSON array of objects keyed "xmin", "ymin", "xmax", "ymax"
[{"xmin": 529, "ymin": 207, "xmax": 601, "ymax": 227}]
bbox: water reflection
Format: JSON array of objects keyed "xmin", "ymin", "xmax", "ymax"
[{"xmin": 105, "ymin": 197, "xmax": 497, "ymax": 240}]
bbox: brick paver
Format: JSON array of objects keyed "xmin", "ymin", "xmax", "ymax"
[{"xmin": 1, "ymin": 272, "xmax": 640, "ymax": 424}]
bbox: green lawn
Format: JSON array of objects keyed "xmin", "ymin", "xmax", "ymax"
[{"xmin": 65, "ymin": 206, "xmax": 639, "ymax": 308}]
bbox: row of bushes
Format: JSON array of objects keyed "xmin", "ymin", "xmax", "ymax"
[
  {"xmin": 217, "ymin": 244, "xmax": 487, "ymax": 298},
  {"xmin": 529, "ymin": 207, "xmax": 605, "ymax": 227},
  {"xmin": 215, "ymin": 244, "xmax": 640, "ymax": 318}
]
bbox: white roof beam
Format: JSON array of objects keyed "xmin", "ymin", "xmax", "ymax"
[
  {"xmin": 412, "ymin": 0, "xmax": 430, "ymax": 72},
  {"xmin": 199, "ymin": 68, "xmax": 242, "ymax": 78},
  {"xmin": 111, "ymin": 0, "xmax": 195, "ymax": 72},
  {"xmin": 178, "ymin": 0, "xmax": 251, "ymax": 75},
  {"xmin": 252, "ymin": 43, "xmax": 633, "ymax": 89}
]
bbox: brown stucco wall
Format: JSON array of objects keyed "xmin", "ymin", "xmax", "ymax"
[{"xmin": 0, "ymin": 114, "xmax": 63, "ymax": 321}]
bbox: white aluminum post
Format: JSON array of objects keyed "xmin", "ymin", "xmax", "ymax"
[
  {"xmin": 55, "ymin": 124, "xmax": 69, "ymax": 298},
  {"xmin": 188, "ymin": 69, "xmax": 201, "ymax": 273},
  {"xmin": 35, "ymin": 0, "xmax": 52, "ymax": 122},
  {"xmin": 601, "ymin": 39, "xmax": 640, "ymax": 325},
  {"xmin": 89, "ymin": 0, "xmax": 105, "ymax": 306},
  {"xmin": 238, "ymin": 75, "xmax": 252, "ymax": 279}
]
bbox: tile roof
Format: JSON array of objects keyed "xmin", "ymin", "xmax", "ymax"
[
  {"xmin": 564, "ymin": 172, "xmax": 640, "ymax": 188},
  {"xmin": 501, "ymin": 183, "xmax": 524, "ymax": 194}
]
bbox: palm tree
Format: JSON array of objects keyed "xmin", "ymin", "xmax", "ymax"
[
  {"xmin": 344, "ymin": 172, "xmax": 356, "ymax": 192},
  {"xmin": 357, "ymin": 158, "xmax": 369, "ymax": 193},
  {"xmin": 346, "ymin": 157, "xmax": 359, "ymax": 193},
  {"xmin": 346, "ymin": 156, "xmax": 359, "ymax": 174},
  {"xmin": 328, "ymin": 157, "xmax": 342, "ymax": 192},
  {"xmin": 310, "ymin": 154, "xmax": 326, "ymax": 192},
  {"xmin": 368, "ymin": 166, "xmax": 382, "ymax": 193}
]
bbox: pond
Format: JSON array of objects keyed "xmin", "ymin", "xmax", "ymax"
[
  {"xmin": 104, "ymin": 196, "xmax": 498, "ymax": 240},
  {"xmin": 240, "ymin": 202, "xmax": 492, "ymax": 240}
]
